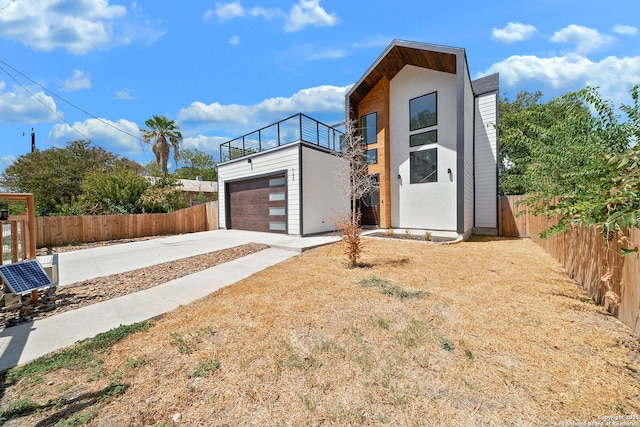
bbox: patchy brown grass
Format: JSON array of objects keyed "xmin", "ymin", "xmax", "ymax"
[{"xmin": 3, "ymin": 236, "xmax": 640, "ymax": 426}]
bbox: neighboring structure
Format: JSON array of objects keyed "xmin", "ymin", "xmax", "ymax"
[
  {"xmin": 217, "ymin": 39, "xmax": 499, "ymax": 238},
  {"xmin": 347, "ymin": 39, "xmax": 499, "ymax": 238},
  {"xmin": 144, "ymin": 177, "xmax": 218, "ymax": 206},
  {"xmin": 177, "ymin": 178, "xmax": 218, "ymax": 206},
  {"xmin": 217, "ymin": 114, "xmax": 349, "ymax": 235}
]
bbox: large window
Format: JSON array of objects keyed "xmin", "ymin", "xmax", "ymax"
[
  {"xmin": 361, "ymin": 112, "xmax": 377, "ymax": 144},
  {"xmin": 410, "ymin": 149, "xmax": 438, "ymax": 184},
  {"xmin": 410, "ymin": 92, "xmax": 437, "ymax": 131}
]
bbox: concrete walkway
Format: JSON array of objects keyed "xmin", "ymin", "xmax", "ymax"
[{"xmin": 0, "ymin": 230, "xmax": 340, "ymax": 371}]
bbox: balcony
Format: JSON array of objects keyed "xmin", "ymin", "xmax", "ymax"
[{"xmin": 219, "ymin": 113, "xmax": 344, "ymax": 162}]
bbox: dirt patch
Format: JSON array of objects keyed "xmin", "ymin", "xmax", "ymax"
[
  {"xmin": 2, "ymin": 236, "xmax": 640, "ymax": 426},
  {"xmin": 2, "ymin": 243, "xmax": 268, "ymax": 328}
]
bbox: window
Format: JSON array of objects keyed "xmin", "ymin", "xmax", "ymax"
[
  {"xmin": 360, "ymin": 112, "xmax": 377, "ymax": 144},
  {"xmin": 269, "ymin": 207, "xmax": 286, "ymax": 216},
  {"xmin": 362, "ymin": 175, "xmax": 379, "ymax": 207},
  {"xmin": 269, "ymin": 222, "xmax": 286, "ymax": 231},
  {"xmin": 410, "ymin": 92, "xmax": 437, "ymax": 131},
  {"xmin": 410, "ymin": 149, "xmax": 437, "ymax": 184},
  {"xmin": 410, "ymin": 130, "xmax": 438, "ymax": 147},
  {"xmin": 269, "ymin": 177, "xmax": 285, "ymax": 187},
  {"xmin": 269, "ymin": 193, "xmax": 285, "ymax": 201},
  {"xmin": 366, "ymin": 149, "xmax": 378, "ymax": 165}
]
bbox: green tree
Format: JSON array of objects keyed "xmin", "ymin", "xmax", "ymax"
[
  {"xmin": 140, "ymin": 115, "xmax": 183, "ymax": 174},
  {"xmin": 496, "ymin": 90, "xmax": 544, "ymax": 195},
  {"xmin": 0, "ymin": 140, "xmax": 142, "ymax": 214},
  {"xmin": 81, "ymin": 167, "xmax": 150, "ymax": 214},
  {"xmin": 174, "ymin": 148, "xmax": 217, "ymax": 181},
  {"xmin": 511, "ymin": 87, "xmax": 633, "ymax": 238}
]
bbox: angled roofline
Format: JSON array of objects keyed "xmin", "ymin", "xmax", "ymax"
[
  {"xmin": 471, "ymin": 73, "xmax": 500, "ymax": 96},
  {"xmin": 346, "ymin": 39, "xmax": 469, "ymax": 117}
]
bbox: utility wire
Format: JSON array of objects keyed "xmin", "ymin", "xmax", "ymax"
[
  {"xmin": 0, "ymin": 62, "xmax": 92, "ymax": 142},
  {"xmin": 0, "ymin": 58, "xmax": 143, "ymax": 143}
]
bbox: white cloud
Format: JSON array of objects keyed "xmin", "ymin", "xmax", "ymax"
[
  {"xmin": 0, "ymin": 81, "xmax": 61, "ymax": 124},
  {"xmin": 249, "ymin": 6, "xmax": 281, "ymax": 19},
  {"xmin": 203, "ymin": 1, "xmax": 335, "ymax": 32},
  {"xmin": 183, "ymin": 135, "xmax": 230, "ymax": 153},
  {"xmin": 306, "ymin": 49, "xmax": 347, "ymax": 61},
  {"xmin": 613, "ymin": 25, "xmax": 638, "ymax": 36},
  {"xmin": 284, "ymin": 0, "xmax": 339, "ymax": 32},
  {"xmin": 212, "ymin": 1, "xmax": 245, "ymax": 21},
  {"xmin": 481, "ymin": 54, "xmax": 640, "ymax": 104},
  {"xmin": 550, "ymin": 24, "xmax": 615, "ymax": 54},
  {"xmin": 492, "ymin": 22, "xmax": 538, "ymax": 44},
  {"xmin": 203, "ymin": 10, "xmax": 215, "ymax": 21},
  {"xmin": 58, "ymin": 69, "xmax": 91, "ymax": 92},
  {"xmin": 0, "ymin": 0, "xmax": 127, "ymax": 54},
  {"xmin": 49, "ymin": 118, "xmax": 141, "ymax": 155},
  {"xmin": 352, "ymin": 36, "xmax": 393, "ymax": 49},
  {"xmin": 178, "ymin": 84, "xmax": 350, "ymax": 124},
  {"xmin": 114, "ymin": 88, "xmax": 135, "ymax": 100},
  {"xmin": 229, "ymin": 35, "xmax": 240, "ymax": 45}
]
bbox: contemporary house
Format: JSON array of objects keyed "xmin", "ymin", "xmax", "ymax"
[
  {"xmin": 348, "ymin": 39, "xmax": 499, "ymax": 239},
  {"xmin": 217, "ymin": 39, "xmax": 499, "ymax": 238}
]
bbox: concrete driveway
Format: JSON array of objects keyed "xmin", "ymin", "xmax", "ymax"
[{"xmin": 57, "ymin": 229, "xmax": 340, "ymax": 286}]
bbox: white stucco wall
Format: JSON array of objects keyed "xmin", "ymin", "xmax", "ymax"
[
  {"xmin": 217, "ymin": 145, "xmax": 301, "ymax": 234},
  {"xmin": 301, "ymin": 146, "xmax": 349, "ymax": 234},
  {"xmin": 474, "ymin": 92, "xmax": 498, "ymax": 229},
  {"xmin": 389, "ymin": 65, "xmax": 458, "ymax": 231}
]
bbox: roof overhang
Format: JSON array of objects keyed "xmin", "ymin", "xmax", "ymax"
[{"xmin": 346, "ymin": 40, "xmax": 464, "ymax": 113}]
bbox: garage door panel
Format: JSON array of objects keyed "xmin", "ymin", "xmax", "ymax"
[{"xmin": 228, "ymin": 173, "xmax": 287, "ymax": 233}]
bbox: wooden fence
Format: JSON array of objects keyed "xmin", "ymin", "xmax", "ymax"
[
  {"xmin": 499, "ymin": 195, "xmax": 640, "ymax": 334},
  {"xmin": 35, "ymin": 202, "xmax": 218, "ymax": 248}
]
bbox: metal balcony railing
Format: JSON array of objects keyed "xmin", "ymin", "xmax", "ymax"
[{"xmin": 219, "ymin": 113, "xmax": 344, "ymax": 162}]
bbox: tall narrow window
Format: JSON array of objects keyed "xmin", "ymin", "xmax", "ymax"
[
  {"xmin": 366, "ymin": 149, "xmax": 378, "ymax": 165},
  {"xmin": 360, "ymin": 112, "xmax": 377, "ymax": 144},
  {"xmin": 410, "ymin": 92, "xmax": 437, "ymax": 131}
]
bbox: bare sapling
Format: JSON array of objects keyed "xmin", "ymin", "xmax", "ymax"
[{"xmin": 334, "ymin": 118, "xmax": 378, "ymax": 268}]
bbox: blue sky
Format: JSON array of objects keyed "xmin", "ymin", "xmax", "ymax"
[{"xmin": 0, "ymin": 0, "xmax": 638, "ymax": 172}]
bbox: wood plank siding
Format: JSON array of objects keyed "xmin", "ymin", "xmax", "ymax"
[
  {"xmin": 348, "ymin": 45, "xmax": 457, "ymax": 108},
  {"xmin": 358, "ymin": 77, "xmax": 391, "ymax": 228}
]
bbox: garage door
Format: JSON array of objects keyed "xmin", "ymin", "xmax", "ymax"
[{"xmin": 227, "ymin": 173, "xmax": 287, "ymax": 233}]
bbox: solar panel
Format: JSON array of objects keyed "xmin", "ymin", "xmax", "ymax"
[{"xmin": 0, "ymin": 260, "xmax": 53, "ymax": 294}]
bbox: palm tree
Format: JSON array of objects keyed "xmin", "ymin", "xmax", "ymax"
[{"xmin": 140, "ymin": 115, "xmax": 183, "ymax": 174}]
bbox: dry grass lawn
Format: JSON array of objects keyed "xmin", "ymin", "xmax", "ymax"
[{"xmin": 2, "ymin": 236, "xmax": 640, "ymax": 426}]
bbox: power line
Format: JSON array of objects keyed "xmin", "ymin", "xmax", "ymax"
[
  {"xmin": 0, "ymin": 58, "xmax": 143, "ymax": 143},
  {"xmin": 0, "ymin": 62, "xmax": 92, "ymax": 142}
]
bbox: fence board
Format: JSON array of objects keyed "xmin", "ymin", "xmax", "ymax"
[
  {"xmin": 498, "ymin": 195, "xmax": 528, "ymax": 237},
  {"xmin": 36, "ymin": 202, "xmax": 218, "ymax": 248},
  {"xmin": 499, "ymin": 195, "xmax": 640, "ymax": 334}
]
